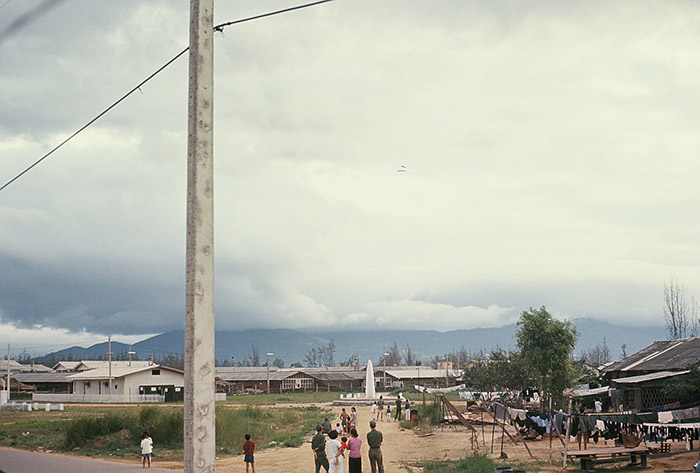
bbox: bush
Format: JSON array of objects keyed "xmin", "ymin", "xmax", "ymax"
[
  {"xmin": 422, "ymin": 453, "xmax": 497, "ymax": 473},
  {"xmin": 416, "ymin": 400, "xmax": 442, "ymax": 425},
  {"xmin": 399, "ymin": 420, "xmax": 414, "ymax": 430},
  {"xmin": 64, "ymin": 407, "xmax": 183, "ymax": 450},
  {"xmin": 64, "ymin": 411, "xmax": 133, "ymax": 449}
]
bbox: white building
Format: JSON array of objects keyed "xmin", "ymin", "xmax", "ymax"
[{"xmin": 33, "ymin": 364, "xmax": 184, "ymax": 403}]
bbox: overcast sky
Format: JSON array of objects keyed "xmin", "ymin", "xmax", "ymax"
[{"xmin": 1, "ymin": 0, "xmax": 698, "ymax": 356}]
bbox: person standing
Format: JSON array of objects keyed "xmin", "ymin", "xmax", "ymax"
[
  {"xmin": 404, "ymin": 398, "xmax": 411, "ymax": 421},
  {"xmin": 140, "ymin": 431, "xmax": 153, "ymax": 468},
  {"xmin": 340, "ymin": 408, "xmax": 350, "ymax": 433},
  {"xmin": 371, "ymin": 401, "xmax": 377, "ymax": 421},
  {"xmin": 312, "ymin": 424, "xmax": 330, "ymax": 473},
  {"xmin": 350, "ymin": 406, "xmax": 358, "ymax": 430},
  {"xmin": 377, "ymin": 396, "xmax": 385, "ymax": 421},
  {"xmin": 366, "ymin": 420, "xmax": 384, "ymax": 473},
  {"xmin": 594, "ymin": 398, "xmax": 602, "ymax": 413},
  {"xmin": 394, "ymin": 397, "xmax": 402, "ymax": 421},
  {"xmin": 327, "ymin": 430, "xmax": 344, "ymax": 473},
  {"xmin": 242, "ymin": 433, "xmax": 256, "ymax": 473},
  {"xmin": 322, "ymin": 418, "xmax": 333, "ymax": 435},
  {"xmin": 347, "ymin": 428, "xmax": 362, "ymax": 473}
]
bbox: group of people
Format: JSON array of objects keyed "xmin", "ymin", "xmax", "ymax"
[
  {"xmin": 371, "ymin": 395, "xmax": 411, "ymax": 423},
  {"xmin": 313, "ymin": 411, "xmax": 385, "ymax": 473}
]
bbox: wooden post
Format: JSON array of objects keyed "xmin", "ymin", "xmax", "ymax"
[
  {"xmin": 481, "ymin": 406, "xmax": 487, "ymax": 451},
  {"xmin": 491, "ymin": 405, "xmax": 496, "ymax": 454},
  {"xmin": 549, "ymin": 395, "xmax": 553, "ymax": 463},
  {"xmin": 563, "ymin": 396, "xmax": 573, "ymax": 469},
  {"xmin": 499, "ymin": 408, "xmax": 506, "ymax": 457}
]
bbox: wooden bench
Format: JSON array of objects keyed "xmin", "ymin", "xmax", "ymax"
[{"xmin": 564, "ymin": 445, "xmax": 649, "ymax": 471}]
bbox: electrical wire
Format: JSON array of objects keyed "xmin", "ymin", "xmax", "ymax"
[
  {"xmin": 0, "ymin": 0, "xmax": 335, "ymax": 193},
  {"xmin": 0, "ymin": 0, "xmax": 66, "ymax": 46}
]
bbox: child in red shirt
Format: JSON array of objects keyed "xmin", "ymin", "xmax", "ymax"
[{"xmin": 242, "ymin": 433, "xmax": 255, "ymax": 473}]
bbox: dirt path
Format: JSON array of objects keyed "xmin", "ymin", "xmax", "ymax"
[
  {"xmin": 153, "ymin": 403, "xmax": 476, "ymax": 472},
  {"xmin": 204, "ymin": 403, "xmax": 700, "ymax": 473}
]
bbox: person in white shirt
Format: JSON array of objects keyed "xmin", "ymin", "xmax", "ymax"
[
  {"xmin": 327, "ymin": 430, "xmax": 344, "ymax": 473},
  {"xmin": 140, "ymin": 432, "xmax": 153, "ymax": 468}
]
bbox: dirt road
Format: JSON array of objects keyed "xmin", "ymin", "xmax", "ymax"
[{"xmin": 4, "ymin": 402, "xmax": 699, "ymax": 472}]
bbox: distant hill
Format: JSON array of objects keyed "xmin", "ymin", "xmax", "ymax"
[
  {"xmin": 37, "ymin": 340, "xmax": 133, "ymax": 363},
  {"xmin": 36, "ymin": 318, "xmax": 666, "ymax": 366}
]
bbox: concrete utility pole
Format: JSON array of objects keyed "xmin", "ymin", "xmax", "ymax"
[
  {"xmin": 6, "ymin": 344, "xmax": 10, "ymax": 402},
  {"xmin": 108, "ymin": 336, "xmax": 112, "ymax": 395},
  {"xmin": 184, "ymin": 0, "xmax": 215, "ymax": 472}
]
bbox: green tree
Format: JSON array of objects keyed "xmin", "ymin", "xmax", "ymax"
[
  {"xmin": 663, "ymin": 362, "xmax": 700, "ymax": 405},
  {"xmin": 516, "ymin": 306, "xmax": 577, "ymax": 408},
  {"xmin": 462, "ymin": 349, "xmax": 531, "ymax": 402}
]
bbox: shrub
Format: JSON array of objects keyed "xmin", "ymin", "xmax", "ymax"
[{"xmin": 64, "ymin": 411, "xmax": 133, "ymax": 449}]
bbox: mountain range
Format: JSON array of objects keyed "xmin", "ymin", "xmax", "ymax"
[{"xmin": 35, "ymin": 318, "xmax": 666, "ymax": 366}]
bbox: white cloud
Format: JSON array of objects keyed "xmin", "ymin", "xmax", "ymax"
[{"xmin": 1, "ymin": 1, "xmax": 699, "ymax": 350}]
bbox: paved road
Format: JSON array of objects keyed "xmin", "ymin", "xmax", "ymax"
[{"xmin": 0, "ymin": 448, "xmax": 183, "ymax": 473}]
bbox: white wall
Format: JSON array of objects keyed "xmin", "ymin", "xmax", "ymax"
[
  {"xmin": 123, "ymin": 368, "xmax": 184, "ymax": 395},
  {"xmin": 33, "ymin": 393, "xmax": 164, "ymax": 403},
  {"xmin": 71, "ymin": 368, "xmax": 184, "ymax": 398}
]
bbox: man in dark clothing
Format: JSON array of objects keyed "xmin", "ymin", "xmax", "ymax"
[
  {"xmin": 394, "ymin": 397, "xmax": 402, "ymax": 421},
  {"xmin": 366, "ymin": 420, "xmax": 384, "ymax": 473},
  {"xmin": 322, "ymin": 418, "xmax": 332, "ymax": 434},
  {"xmin": 312, "ymin": 424, "xmax": 329, "ymax": 473}
]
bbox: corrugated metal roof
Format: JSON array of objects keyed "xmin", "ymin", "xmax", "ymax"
[
  {"xmin": 216, "ymin": 368, "xmax": 304, "ymax": 382},
  {"xmin": 573, "ymin": 386, "xmax": 610, "ymax": 397},
  {"xmin": 385, "ymin": 368, "xmax": 459, "ymax": 379},
  {"xmin": 53, "ymin": 361, "xmax": 81, "ymax": 371},
  {"xmin": 67, "ymin": 364, "xmax": 183, "ymax": 380},
  {"xmin": 0, "ymin": 360, "xmax": 23, "ymax": 371},
  {"xmin": 612, "ymin": 370, "xmax": 690, "ymax": 384},
  {"xmin": 605, "ymin": 338, "xmax": 700, "ymax": 373},
  {"xmin": 75, "ymin": 360, "xmax": 155, "ymax": 370},
  {"xmin": 13, "ymin": 372, "xmax": 74, "ymax": 383}
]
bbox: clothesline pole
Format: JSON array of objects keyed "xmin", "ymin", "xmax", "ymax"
[
  {"xmin": 500, "ymin": 407, "xmax": 506, "ymax": 458},
  {"xmin": 563, "ymin": 396, "xmax": 572, "ymax": 469},
  {"xmin": 481, "ymin": 406, "xmax": 487, "ymax": 451},
  {"xmin": 491, "ymin": 403, "xmax": 496, "ymax": 454},
  {"xmin": 549, "ymin": 395, "xmax": 553, "ymax": 463}
]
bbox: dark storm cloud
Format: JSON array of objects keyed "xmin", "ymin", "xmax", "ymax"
[{"xmin": 0, "ymin": 250, "xmax": 184, "ymax": 335}]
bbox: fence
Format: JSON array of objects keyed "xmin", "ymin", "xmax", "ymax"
[{"xmin": 33, "ymin": 393, "xmax": 165, "ymax": 403}]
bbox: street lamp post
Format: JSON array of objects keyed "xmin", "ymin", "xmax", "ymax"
[
  {"xmin": 266, "ymin": 348, "xmax": 274, "ymax": 394},
  {"xmin": 383, "ymin": 349, "xmax": 389, "ymax": 390},
  {"xmin": 445, "ymin": 354, "xmax": 449, "ymax": 388}
]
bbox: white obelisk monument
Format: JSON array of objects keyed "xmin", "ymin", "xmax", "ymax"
[{"xmin": 365, "ymin": 359, "xmax": 376, "ymax": 399}]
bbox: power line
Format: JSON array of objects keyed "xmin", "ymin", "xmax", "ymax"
[
  {"xmin": 0, "ymin": 0, "xmax": 66, "ymax": 46},
  {"xmin": 0, "ymin": 0, "xmax": 335, "ymax": 194}
]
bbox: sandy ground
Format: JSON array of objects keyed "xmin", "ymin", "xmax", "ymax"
[{"xmin": 149, "ymin": 402, "xmax": 700, "ymax": 472}]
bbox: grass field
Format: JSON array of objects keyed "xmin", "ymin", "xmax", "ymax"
[
  {"xmin": 0, "ymin": 401, "xmax": 331, "ymax": 461},
  {"xmin": 224, "ymin": 390, "xmax": 341, "ymax": 405}
]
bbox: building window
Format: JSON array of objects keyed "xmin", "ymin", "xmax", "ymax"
[{"xmin": 152, "ymin": 369, "xmax": 160, "ymax": 375}]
